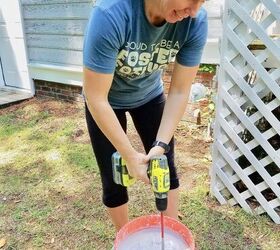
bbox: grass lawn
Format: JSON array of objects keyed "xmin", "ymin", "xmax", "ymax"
[{"xmin": 0, "ymin": 98, "xmax": 279, "ymax": 249}]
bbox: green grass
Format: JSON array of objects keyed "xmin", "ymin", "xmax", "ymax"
[
  {"xmin": 63, "ymin": 143, "xmax": 96, "ymax": 170},
  {"xmin": 179, "ymin": 174, "xmax": 280, "ymax": 249},
  {"xmin": 0, "ymin": 98, "xmax": 279, "ymax": 249}
]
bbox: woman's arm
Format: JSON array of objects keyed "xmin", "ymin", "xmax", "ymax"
[
  {"xmin": 83, "ymin": 68, "xmax": 149, "ymax": 183},
  {"xmin": 148, "ymin": 61, "xmax": 199, "ymax": 156}
]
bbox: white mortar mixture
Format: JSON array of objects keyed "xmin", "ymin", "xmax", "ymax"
[{"xmin": 116, "ymin": 227, "xmax": 190, "ymax": 250}]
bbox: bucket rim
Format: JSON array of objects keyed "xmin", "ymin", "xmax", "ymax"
[{"xmin": 114, "ymin": 214, "xmax": 195, "ymax": 250}]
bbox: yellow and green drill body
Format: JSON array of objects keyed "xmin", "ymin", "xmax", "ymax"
[{"xmin": 112, "ymin": 152, "xmax": 170, "ymax": 211}]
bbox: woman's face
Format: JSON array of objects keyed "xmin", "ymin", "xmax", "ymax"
[{"xmin": 162, "ymin": 0, "xmax": 205, "ymax": 23}]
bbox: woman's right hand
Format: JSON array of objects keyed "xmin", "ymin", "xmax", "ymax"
[{"xmin": 124, "ymin": 152, "xmax": 150, "ymax": 184}]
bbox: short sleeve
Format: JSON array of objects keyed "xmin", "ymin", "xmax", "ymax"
[
  {"xmin": 83, "ymin": 7, "xmax": 122, "ymax": 73},
  {"xmin": 176, "ymin": 8, "xmax": 208, "ymax": 67}
]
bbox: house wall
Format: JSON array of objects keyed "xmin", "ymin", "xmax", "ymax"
[{"xmin": 21, "ymin": 0, "xmax": 94, "ymax": 67}]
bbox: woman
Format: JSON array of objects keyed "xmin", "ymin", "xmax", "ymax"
[{"xmin": 83, "ymin": 0, "xmax": 208, "ymax": 232}]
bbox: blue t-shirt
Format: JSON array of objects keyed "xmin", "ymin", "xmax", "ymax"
[{"xmin": 83, "ymin": 0, "xmax": 208, "ymax": 109}]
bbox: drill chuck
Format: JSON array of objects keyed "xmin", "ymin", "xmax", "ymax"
[
  {"xmin": 156, "ymin": 197, "xmax": 167, "ymax": 212},
  {"xmin": 155, "ymin": 194, "xmax": 168, "ymax": 211}
]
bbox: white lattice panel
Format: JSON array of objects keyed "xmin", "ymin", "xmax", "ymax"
[{"xmin": 211, "ymin": 0, "xmax": 280, "ymax": 224}]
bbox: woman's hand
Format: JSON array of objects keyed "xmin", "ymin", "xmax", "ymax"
[
  {"xmin": 147, "ymin": 146, "xmax": 165, "ymax": 159},
  {"xmin": 124, "ymin": 152, "xmax": 150, "ymax": 184}
]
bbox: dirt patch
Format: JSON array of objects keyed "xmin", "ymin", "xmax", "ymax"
[
  {"xmin": 71, "ymin": 123, "xmax": 91, "ymax": 144},
  {"xmin": 0, "ymin": 98, "xmax": 82, "ymax": 119}
]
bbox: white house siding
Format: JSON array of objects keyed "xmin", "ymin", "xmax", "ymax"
[
  {"xmin": 23, "ymin": 0, "xmax": 223, "ymax": 85},
  {"xmin": 0, "ymin": 0, "xmax": 33, "ymax": 91},
  {"xmin": 22, "ymin": 0, "xmax": 94, "ymax": 67}
]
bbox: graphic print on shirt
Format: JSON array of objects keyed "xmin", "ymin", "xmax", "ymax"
[{"xmin": 116, "ymin": 39, "xmax": 180, "ymax": 79}]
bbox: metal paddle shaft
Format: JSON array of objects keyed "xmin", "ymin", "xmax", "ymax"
[{"xmin": 161, "ymin": 212, "xmax": 165, "ymax": 250}]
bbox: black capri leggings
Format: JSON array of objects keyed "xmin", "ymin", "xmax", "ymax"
[{"xmin": 85, "ymin": 93, "xmax": 179, "ymax": 208}]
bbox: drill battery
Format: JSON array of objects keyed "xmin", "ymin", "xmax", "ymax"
[{"xmin": 111, "ymin": 152, "xmax": 136, "ymax": 187}]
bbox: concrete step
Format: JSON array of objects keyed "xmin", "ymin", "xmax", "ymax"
[{"xmin": 0, "ymin": 87, "xmax": 33, "ymax": 108}]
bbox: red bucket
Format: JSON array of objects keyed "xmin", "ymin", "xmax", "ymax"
[{"xmin": 114, "ymin": 215, "xmax": 195, "ymax": 249}]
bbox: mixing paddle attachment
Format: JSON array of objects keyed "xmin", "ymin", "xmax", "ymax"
[{"xmin": 160, "ymin": 212, "xmax": 165, "ymax": 250}]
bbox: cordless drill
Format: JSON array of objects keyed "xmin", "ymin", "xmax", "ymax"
[{"xmin": 111, "ymin": 152, "xmax": 170, "ymax": 211}]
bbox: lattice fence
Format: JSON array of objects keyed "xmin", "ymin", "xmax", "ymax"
[{"xmin": 210, "ymin": 0, "xmax": 280, "ymax": 223}]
